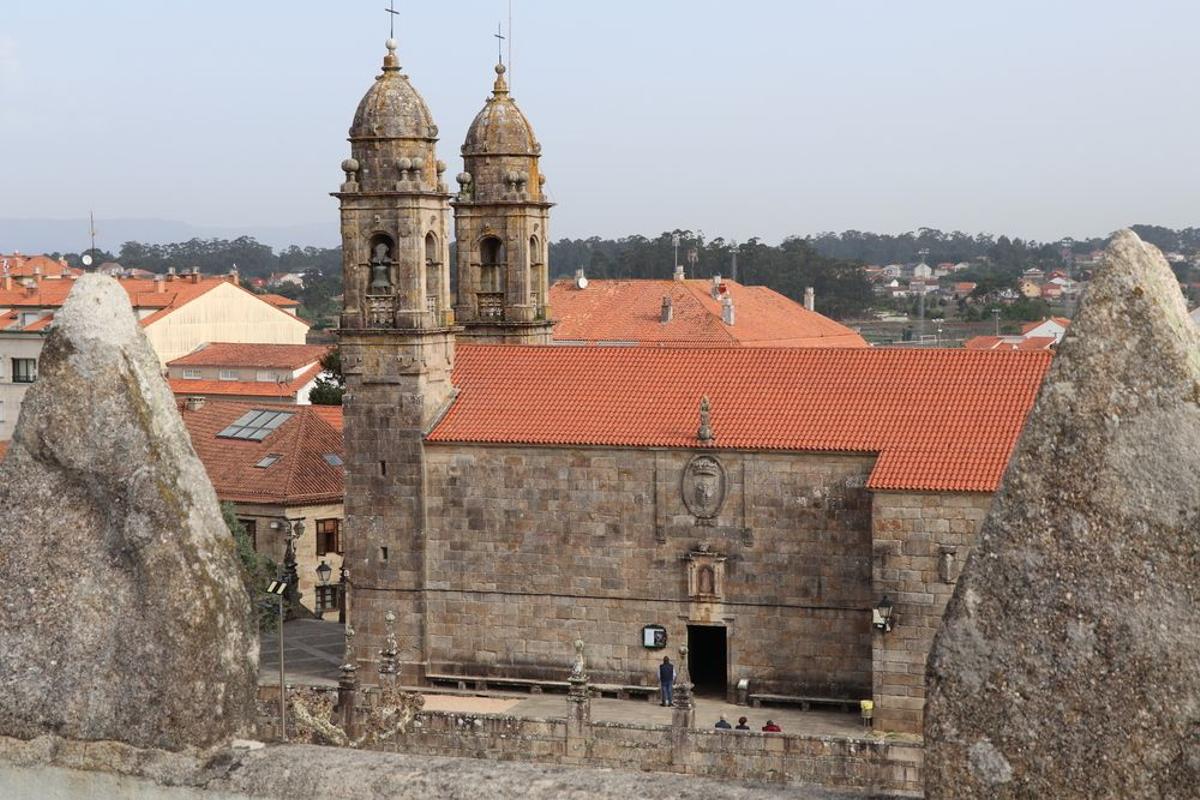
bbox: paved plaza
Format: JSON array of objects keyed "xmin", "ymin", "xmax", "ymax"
[{"xmin": 261, "ymin": 619, "xmax": 870, "ymax": 739}]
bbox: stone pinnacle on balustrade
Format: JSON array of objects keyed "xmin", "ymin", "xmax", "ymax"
[
  {"xmin": 378, "ymin": 610, "xmax": 399, "ymax": 687},
  {"xmin": 672, "ymin": 645, "xmax": 695, "ymax": 729},
  {"xmin": 568, "ymin": 638, "xmax": 590, "ymax": 699},
  {"xmin": 925, "ymin": 229, "xmax": 1200, "ymax": 798}
]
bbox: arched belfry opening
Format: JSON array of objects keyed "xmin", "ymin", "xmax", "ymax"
[
  {"xmin": 425, "ymin": 232, "xmax": 441, "ymax": 317},
  {"xmin": 478, "ymin": 236, "xmax": 505, "ymax": 320},
  {"xmin": 529, "ymin": 235, "xmax": 545, "ymax": 317},
  {"xmin": 367, "ymin": 233, "xmax": 396, "ymax": 294}
]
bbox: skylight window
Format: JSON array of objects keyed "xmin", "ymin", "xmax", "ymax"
[
  {"xmin": 217, "ymin": 409, "xmax": 293, "ymax": 441},
  {"xmin": 323, "ymin": 453, "xmax": 343, "ymax": 466},
  {"xmin": 255, "ymin": 454, "xmax": 282, "ymax": 469}
]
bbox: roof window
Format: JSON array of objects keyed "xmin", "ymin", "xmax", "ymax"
[
  {"xmin": 217, "ymin": 409, "xmax": 293, "ymax": 441},
  {"xmin": 255, "ymin": 454, "xmax": 282, "ymax": 469}
]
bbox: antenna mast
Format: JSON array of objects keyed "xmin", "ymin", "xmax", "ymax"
[
  {"xmin": 508, "ymin": 0, "xmax": 513, "ymax": 88},
  {"xmin": 89, "ymin": 210, "xmax": 97, "ymax": 258}
]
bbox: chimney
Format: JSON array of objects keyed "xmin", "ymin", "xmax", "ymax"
[
  {"xmin": 167, "ymin": 267, "xmax": 177, "ymax": 282},
  {"xmin": 23, "ymin": 279, "xmax": 36, "ymax": 298},
  {"xmin": 154, "ymin": 275, "xmax": 166, "ymax": 294},
  {"xmin": 228, "ymin": 265, "xmax": 240, "ymax": 286},
  {"xmin": 710, "ymin": 274, "xmax": 722, "ymax": 299},
  {"xmin": 660, "ymin": 295, "xmax": 673, "ymax": 323},
  {"xmin": 189, "ymin": 267, "xmax": 200, "ymax": 284},
  {"xmin": 32, "ymin": 264, "xmax": 41, "ymax": 285},
  {"xmin": 2, "ymin": 274, "xmax": 11, "ymax": 291},
  {"xmin": 673, "ymin": 264, "xmax": 685, "ymax": 281},
  {"xmin": 721, "ymin": 294, "xmax": 735, "ymax": 326},
  {"xmin": 184, "ymin": 396, "xmax": 206, "ymax": 412},
  {"xmin": 804, "ymin": 286, "xmax": 815, "ymax": 312}
]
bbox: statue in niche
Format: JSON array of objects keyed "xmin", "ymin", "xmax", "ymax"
[
  {"xmin": 698, "ymin": 566, "xmax": 715, "ymax": 596},
  {"xmin": 369, "ymin": 241, "xmax": 393, "ymax": 293}
]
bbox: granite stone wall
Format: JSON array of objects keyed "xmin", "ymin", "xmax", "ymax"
[
  {"xmin": 391, "ymin": 445, "xmax": 879, "ymax": 698},
  {"xmin": 870, "ymin": 491, "xmax": 993, "ymax": 733}
]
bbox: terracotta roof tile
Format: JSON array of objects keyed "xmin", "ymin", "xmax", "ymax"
[
  {"xmin": 0, "ymin": 276, "xmax": 309, "ymax": 329},
  {"xmin": 548, "ymin": 278, "xmax": 868, "ymax": 347},
  {"xmin": 168, "ymin": 343, "xmax": 330, "ymax": 370},
  {"xmin": 180, "ymin": 400, "xmax": 343, "ymax": 505},
  {"xmin": 428, "ymin": 346, "xmax": 1051, "ymax": 492},
  {"xmin": 169, "ymin": 364, "xmax": 323, "ymax": 400}
]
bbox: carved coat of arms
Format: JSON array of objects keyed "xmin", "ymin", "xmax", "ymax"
[{"xmin": 682, "ymin": 455, "xmax": 726, "ymax": 521}]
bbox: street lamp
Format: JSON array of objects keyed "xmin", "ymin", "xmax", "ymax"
[{"xmin": 316, "ymin": 560, "xmax": 332, "ymax": 586}]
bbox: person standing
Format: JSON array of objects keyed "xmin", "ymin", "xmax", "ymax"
[{"xmin": 658, "ymin": 656, "xmax": 675, "ymax": 706}]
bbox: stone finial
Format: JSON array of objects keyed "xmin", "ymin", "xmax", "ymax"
[
  {"xmin": 492, "ymin": 62, "xmax": 509, "ymax": 95},
  {"xmin": 697, "ymin": 396, "xmax": 714, "ymax": 442},
  {"xmin": 379, "ymin": 610, "xmax": 399, "ymax": 682},
  {"xmin": 671, "ymin": 645, "xmax": 695, "ymax": 724},
  {"xmin": 0, "ymin": 275, "xmax": 257, "ymax": 750},
  {"xmin": 925, "ymin": 230, "xmax": 1200, "ymax": 797},
  {"xmin": 568, "ymin": 639, "xmax": 590, "ymax": 702}
]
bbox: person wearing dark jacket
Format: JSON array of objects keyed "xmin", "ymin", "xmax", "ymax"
[
  {"xmin": 714, "ymin": 715, "xmax": 732, "ymax": 729},
  {"xmin": 658, "ymin": 656, "xmax": 675, "ymax": 706},
  {"xmin": 735, "ymin": 716, "xmax": 751, "ymax": 730}
]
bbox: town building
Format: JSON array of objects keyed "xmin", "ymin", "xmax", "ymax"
[
  {"xmin": 963, "ymin": 316, "xmax": 1069, "ymax": 351},
  {"xmin": 167, "ymin": 342, "xmax": 331, "ymax": 404},
  {"xmin": 0, "ymin": 271, "xmax": 308, "ymax": 439},
  {"xmin": 548, "ymin": 275, "xmax": 867, "ymax": 347},
  {"xmin": 335, "ymin": 38, "xmax": 1052, "ymax": 736},
  {"xmin": 179, "ymin": 398, "xmax": 345, "ymax": 617},
  {"xmin": 0, "ymin": 254, "xmax": 79, "ymax": 279}
]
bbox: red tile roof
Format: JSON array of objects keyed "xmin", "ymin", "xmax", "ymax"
[
  {"xmin": 168, "ymin": 342, "xmax": 330, "ymax": 370},
  {"xmin": 180, "ymin": 400, "xmax": 343, "ymax": 505},
  {"xmin": 259, "ymin": 293, "xmax": 301, "ymax": 308},
  {"xmin": 428, "ymin": 345, "xmax": 1051, "ymax": 492},
  {"xmin": 1, "ymin": 254, "xmax": 80, "ymax": 279},
  {"xmin": 0, "ymin": 275, "xmax": 306, "ymax": 328},
  {"xmin": 169, "ymin": 364, "xmax": 323, "ymax": 400},
  {"xmin": 309, "ymin": 405, "xmax": 344, "ymax": 431},
  {"xmin": 548, "ymin": 278, "xmax": 868, "ymax": 348},
  {"xmin": 964, "ymin": 336, "xmax": 1057, "ymax": 351}
]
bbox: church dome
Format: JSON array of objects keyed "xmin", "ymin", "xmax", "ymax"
[
  {"xmin": 350, "ymin": 40, "xmax": 438, "ymax": 140},
  {"xmin": 462, "ymin": 64, "xmax": 538, "ymax": 155}
]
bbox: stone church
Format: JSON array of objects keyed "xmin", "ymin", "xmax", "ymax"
[{"xmin": 337, "ymin": 39, "xmax": 1050, "ymax": 733}]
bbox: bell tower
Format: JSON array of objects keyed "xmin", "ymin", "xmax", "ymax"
[
  {"xmin": 335, "ymin": 37, "xmax": 455, "ymax": 681},
  {"xmin": 452, "ymin": 61, "xmax": 554, "ymax": 343}
]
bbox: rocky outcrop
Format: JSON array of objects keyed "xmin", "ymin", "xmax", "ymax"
[
  {"xmin": 925, "ymin": 230, "xmax": 1200, "ymax": 797},
  {"xmin": 0, "ymin": 275, "xmax": 257, "ymax": 750}
]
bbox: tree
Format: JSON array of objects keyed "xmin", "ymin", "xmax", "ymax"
[
  {"xmin": 221, "ymin": 502, "xmax": 281, "ymax": 631},
  {"xmin": 309, "ymin": 347, "xmax": 344, "ymax": 406}
]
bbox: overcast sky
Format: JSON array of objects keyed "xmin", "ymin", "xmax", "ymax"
[{"xmin": 1, "ymin": 0, "xmax": 1197, "ymax": 247}]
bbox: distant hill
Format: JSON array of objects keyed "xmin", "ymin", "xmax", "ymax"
[{"xmin": 0, "ymin": 217, "xmax": 339, "ymax": 253}]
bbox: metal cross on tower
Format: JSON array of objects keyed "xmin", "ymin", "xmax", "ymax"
[
  {"xmin": 494, "ymin": 22, "xmax": 506, "ymax": 65},
  {"xmin": 385, "ymin": 0, "xmax": 399, "ymax": 39}
]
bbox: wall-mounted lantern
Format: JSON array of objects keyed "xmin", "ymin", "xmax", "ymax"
[
  {"xmin": 872, "ymin": 596, "xmax": 895, "ymax": 633},
  {"xmin": 316, "ymin": 560, "xmax": 333, "ymax": 586}
]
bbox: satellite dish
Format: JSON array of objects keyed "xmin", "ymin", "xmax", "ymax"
[
  {"xmin": 576, "ymin": 275, "xmax": 588, "ymax": 290},
  {"xmin": 81, "ymin": 254, "xmax": 93, "ymax": 266}
]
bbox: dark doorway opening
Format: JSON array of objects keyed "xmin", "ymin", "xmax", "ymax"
[{"xmin": 687, "ymin": 624, "xmax": 727, "ymax": 697}]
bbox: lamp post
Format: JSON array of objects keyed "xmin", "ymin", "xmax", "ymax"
[
  {"xmin": 266, "ymin": 578, "xmax": 288, "ymax": 739},
  {"xmin": 315, "ymin": 560, "xmax": 332, "ymax": 618},
  {"xmin": 872, "ymin": 595, "xmax": 896, "ymax": 634}
]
